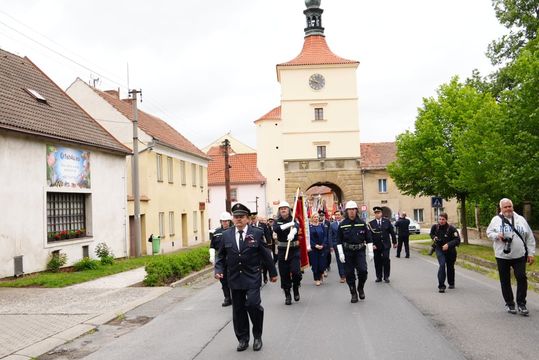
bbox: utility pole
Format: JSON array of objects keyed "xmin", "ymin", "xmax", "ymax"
[
  {"xmin": 222, "ymin": 139, "xmax": 232, "ymax": 212},
  {"xmin": 129, "ymin": 89, "xmax": 142, "ymax": 257}
]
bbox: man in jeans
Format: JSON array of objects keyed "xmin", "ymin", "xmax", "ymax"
[{"xmin": 486, "ymin": 198, "xmax": 536, "ymax": 316}]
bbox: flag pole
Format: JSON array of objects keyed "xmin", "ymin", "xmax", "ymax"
[{"xmin": 285, "ymin": 187, "xmax": 300, "ymax": 261}]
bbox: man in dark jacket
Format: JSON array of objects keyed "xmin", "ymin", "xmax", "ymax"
[
  {"xmin": 215, "ymin": 203, "xmax": 278, "ymax": 352},
  {"xmin": 369, "ymin": 206, "xmax": 397, "ymax": 283},
  {"xmin": 210, "ymin": 211, "xmax": 233, "ymax": 306},
  {"xmin": 394, "ymin": 212, "xmax": 411, "ymax": 258},
  {"xmin": 429, "ymin": 212, "xmax": 460, "ymax": 293}
]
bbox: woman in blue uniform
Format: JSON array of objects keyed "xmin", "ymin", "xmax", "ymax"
[{"xmin": 309, "ymin": 213, "xmax": 329, "ymax": 286}]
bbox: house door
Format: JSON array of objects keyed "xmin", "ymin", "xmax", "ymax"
[
  {"xmin": 129, "ymin": 216, "xmax": 136, "ymax": 257},
  {"xmin": 200, "ymin": 211, "xmax": 205, "ymax": 241},
  {"xmin": 181, "ymin": 213, "xmax": 188, "ymax": 247}
]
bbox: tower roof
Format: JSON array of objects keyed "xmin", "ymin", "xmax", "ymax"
[{"xmin": 277, "ymin": 35, "xmax": 358, "ymax": 67}]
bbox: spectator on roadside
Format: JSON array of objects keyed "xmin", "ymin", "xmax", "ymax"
[
  {"xmin": 429, "ymin": 213, "xmax": 460, "ymax": 293},
  {"xmin": 486, "ymin": 198, "xmax": 536, "ymax": 316},
  {"xmin": 394, "ymin": 212, "xmax": 411, "ymax": 258}
]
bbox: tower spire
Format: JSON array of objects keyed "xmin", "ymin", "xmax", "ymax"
[{"xmin": 304, "ymin": 0, "xmax": 324, "ymax": 37}]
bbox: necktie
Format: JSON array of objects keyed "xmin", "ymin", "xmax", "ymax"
[
  {"xmin": 378, "ymin": 220, "xmax": 381, "ymax": 228},
  {"xmin": 238, "ymin": 230, "xmax": 244, "ymax": 248}
]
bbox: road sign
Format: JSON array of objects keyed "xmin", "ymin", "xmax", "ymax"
[
  {"xmin": 360, "ymin": 205, "xmax": 367, "ymax": 211},
  {"xmin": 431, "ymin": 197, "xmax": 443, "ymax": 208}
]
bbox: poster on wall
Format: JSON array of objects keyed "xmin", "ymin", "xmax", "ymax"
[{"xmin": 46, "ymin": 145, "xmax": 91, "ymax": 188}]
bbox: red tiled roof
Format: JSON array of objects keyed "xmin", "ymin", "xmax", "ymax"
[
  {"xmin": 255, "ymin": 106, "xmax": 281, "ymax": 122},
  {"xmin": 0, "ymin": 48, "xmax": 130, "ymax": 154},
  {"xmin": 95, "ymin": 89, "xmax": 209, "ymax": 160},
  {"xmin": 360, "ymin": 142, "xmax": 397, "ymax": 169},
  {"xmin": 207, "ymin": 146, "xmax": 266, "ymax": 185},
  {"xmin": 278, "ymin": 35, "xmax": 358, "ymax": 66}
]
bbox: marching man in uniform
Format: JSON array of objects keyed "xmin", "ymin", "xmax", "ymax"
[
  {"xmin": 209, "ymin": 211, "xmax": 233, "ymax": 306},
  {"xmin": 273, "ymin": 201, "xmax": 303, "ymax": 305},
  {"xmin": 214, "ymin": 203, "xmax": 278, "ymax": 352},
  {"xmin": 369, "ymin": 206, "xmax": 397, "ymax": 283},
  {"xmin": 336, "ymin": 201, "xmax": 373, "ymax": 303}
]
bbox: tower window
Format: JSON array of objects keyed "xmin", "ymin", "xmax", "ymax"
[
  {"xmin": 314, "ymin": 108, "xmax": 324, "ymax": 120},
  {"xmin": 378, "ymin": 179, "xmax": 388, "ymax": 193},
  {"xmin": 317, "ymin": 146, "xmax": 326, "ymax": 159}
]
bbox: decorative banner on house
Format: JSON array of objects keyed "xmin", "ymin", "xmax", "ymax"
[{"xmin": 46, "ymin": 145, "xmax": 91, "ymax": 188}]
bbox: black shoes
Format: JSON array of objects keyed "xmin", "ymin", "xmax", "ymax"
[
  {"xmin": 505, "ymin": 304, "xmax": 517, "ymax": 314},
  {"xmin": 237, "ymin": 340, "xmax": 249, "ymax": 352},
  {"xmin": 438, "ymin": 287, "xmax": 446, "ymax": 293},
  {"xmin": 293, "ymin": 286, "xmax": 300, "ymax": 302},
  {"xmin": 384, "ymin": 278, "xmax": 390, "ymax": 283},
  {"xmin": 405, "ymin": 254, "xmax": 410, "ymax": 258},
  {"xmin": 396, "ymin": 254, "xmax": 400, "ymax": 258},
  {"xmin": 518, "ymin": 304, "xmax": 529, "ymax": 316},
  {"xmin": 222, "ymin": 297, "xmax": 232, "ymax": 307},
  {"xmin": 284, "ymin": 290, "xmax": 292, "ymax": 305},
  {"xmin": 448, "ymin": 285, "xmax": 455, "ymax": 289},
  {"xmin": 357, "ymin": 286, "xmax": 365, "ymax": 300},
  {"xmin": 375, "ymin": 278, "xmax": 382, "ymax": 283},
  {"xmin": 253, "ymin": 338, "xmax": 263, "ymax": 351}
]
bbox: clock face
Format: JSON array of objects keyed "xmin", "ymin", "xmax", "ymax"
[{"xmin": 309, "ymin": 73, "xmax": 325, "ymax": 90}]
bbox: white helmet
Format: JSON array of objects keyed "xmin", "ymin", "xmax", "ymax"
[
  {"xmin": 219, "ymin": 212, "xmax": 232, "ymax": 221},
  {"xmin": 345, "ymin": 200, "xmax": 358, "ymax": 210},
  {"xmin": 278, "ymin": 200, "xmax": 290, "ymax": 209}
]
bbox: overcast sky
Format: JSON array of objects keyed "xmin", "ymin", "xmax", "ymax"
[{"xmin": 1, "ymin": 0, "xmax": 506, "ymax": 149}]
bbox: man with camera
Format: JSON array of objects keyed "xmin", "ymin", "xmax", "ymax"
[
  {"xmin": 429, "ymin": 213, "xmax": 460, "ymax": 293},
  {"xmin": 486, "ymin": 198, "xmax": 536, "ymax": 316}
]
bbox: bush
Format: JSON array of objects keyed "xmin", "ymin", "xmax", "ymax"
[
  {"xmin": 143, "ymin": 246, "xmax": 210, "ymax": 286},
  {"xmin": 46, "ymin": 253, "xmax": 67, "ymax": 273},
  {"xmin": 95, "ymin": 243, "xmax": 115, "ymax": 265},
  {"xmin": 73, "ymin": 257, "xmax": 100, "ymax": 271}
]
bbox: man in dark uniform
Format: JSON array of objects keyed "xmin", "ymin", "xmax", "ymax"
[
  {"xmin": 273, "ymin": 200, "xmax": 302, "ymax": 305},
  {"xmin": 253, "ymin": 216, "xmax": 273, "ymax": 284},
  {"xmin": 394, "ymin": 212, "xmax": 411, "ymax": 258},
  {"xmin": 336, "ymin": 201, "xmax": 373, "ymax": 303},
  {"xmin": 329, "ymin": 210, "xmax": 346, "ymax": 282},
  {"xmin": 215, "ymin": 203, "xmax": 278, "ymax": 352},
  {"xmin": 369, "ymin": 206, "xmax": 397, "ymax": 283},
  {"xmin": 209, "ymin": 211, "xmax": 233, "ymax": 306}
]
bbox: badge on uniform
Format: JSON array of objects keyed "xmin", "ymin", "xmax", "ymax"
[{"xmin": 245, "ymin": 234, "xmax": 255, "ymax": 244}]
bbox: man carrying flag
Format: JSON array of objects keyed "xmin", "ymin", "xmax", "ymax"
[{"xmin": 273, "ymin": 198, "xmax": 303, "ymax": 305}]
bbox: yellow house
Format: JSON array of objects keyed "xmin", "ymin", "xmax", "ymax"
[{"xmin": 67, "ymin": 79, "xmax": 210, "ymax": 255}]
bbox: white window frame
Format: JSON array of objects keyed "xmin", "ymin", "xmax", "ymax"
[
  {"xmin": 159, "ymin": 212, "xmax": 165, "ymax": 238},
  {"xmin": 193, "ymin": 211, "xmax": 198, "ymax": 233},
  {"xmin": 169, "ymin": 211, "xmax": 175, "ymax": 236},
  {"xmin": 378, "ymin": 179, "xmax": 388, "ymax": 193},
  {"xmin": 314, "ymin": 107, "xmax": 324, "ymax": 121},
  {"xmin": 156, "ymin": 154, "xmax": 163, "ymax": 182},
  {"xmin": 180, "ymin": 160, "xmax": 186, "ymax": 185},
  {"xmin": 413, "ymin": 208, "xmax": 424, "ymax": 223},
  {"xmin": 167, "ymin": 157, "xmax": 173, "ymax": 183},
  {"xmin": 191, "ymin": 163, "xmax": 197, "ymax": 187},
  {"xmin": 199, "ymin": 165, "xmax": 204, "ymax": 188},
  {"xmin": 317, "ymin": 145, "xmax": 326, "ymax": 159}
]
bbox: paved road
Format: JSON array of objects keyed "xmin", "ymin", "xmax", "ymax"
[{"xmin": 51, "ymin": 251, "xmax": 539, "ymax": 360}]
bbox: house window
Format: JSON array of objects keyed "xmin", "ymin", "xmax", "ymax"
[
  {"xmin": 156, "ymin": 154, "xmax": 163, "ymax": 182},
  {"xmin": 317, "ymin": 146, "xmax": 326, "ymax": 159},
  {"xmin": 199, "ymin": 166, "xmax": 204, "ymax": 188},
  {"xmin": 159, "ymin": 212, "xmax": 165, "ymax": 238},
  {"xmin": 314, "ymin": 108, "xmax": 324, "ymax": 120},
  {"xmin": 47, "ymin": 192, "xmax": 87, "ymax": 242},
  {"xmin": 193, "ymin": 211, "xmax": 198, "ymax": 233},
  {"xmin": 191, "ymin": 163, "xmax": 197, "ymax": 187},
  {"xmin": 230, "ymin": 188, "xmax": 238, "ymax": 202},
  {"xmin": 378, "ymin": 179, "xmax": 388, "ymax": 193},
  {"xmin": 414, "ymin": 209, "xmax": 424, "ymax": 223},
  {"xmin": 167, "ymin": 157, "xmax": 173, "ymax": 183},
  {"xmin": 169, "ymin": 211, "xmax": 175, "ymax": 236},
  {"xmin": 180, "ymin": 160, "xmax": 186, "ymax": 185}
]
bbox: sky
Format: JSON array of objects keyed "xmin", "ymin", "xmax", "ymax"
[{"xmin": 0, "ymin": 0, "xmax": 507, "ymax": 149}]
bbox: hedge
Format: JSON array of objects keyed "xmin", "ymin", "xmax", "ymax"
[{"xmin": 143, "ymin": 246, "xmax": 210, "ymax": 286}]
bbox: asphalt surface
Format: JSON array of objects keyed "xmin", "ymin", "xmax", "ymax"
[{"xmin": 45, "ymin": 250, "xmax": 539, "ymax": 360}]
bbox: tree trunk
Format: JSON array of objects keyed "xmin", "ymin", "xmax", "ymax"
[{"xmin": 459, "ymin": 194, "xmax": 468, "ymax": 245}]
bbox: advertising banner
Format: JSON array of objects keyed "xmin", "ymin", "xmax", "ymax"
[{"xmin": 46, "ymin": 145, "xmax": 91, "ymax": 188}]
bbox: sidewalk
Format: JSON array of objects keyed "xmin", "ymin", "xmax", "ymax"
[{"xmin": 0, "ymin": 268, "xmax": 169, "ymax": 360}]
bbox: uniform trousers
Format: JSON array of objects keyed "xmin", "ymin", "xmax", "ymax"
[
  {"xmin": 231, "ymin": 288, "xmax": 264, "ymax": 342},
  {"xmin": 343, "ymin": 249, "xmax": 368, "ymax": 286},
  {"xmin": 374, "ymin": 247, "xmax": 391, "ymax": 280},
  {"xmin": 277, "ymin": 247, "xmax": 302, "ymax": 289}
]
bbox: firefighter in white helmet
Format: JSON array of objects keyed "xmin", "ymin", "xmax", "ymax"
[
  {"xmin": 272, "ymin": 200, "xmax": 302, "ymax": 305},
  {"xmin": 210, "ymin": 211, "xmax": 233, "ymax": 306},
  {"xmin": 336, "ymin": 200, "xmax": 373, "ymax": 303}
]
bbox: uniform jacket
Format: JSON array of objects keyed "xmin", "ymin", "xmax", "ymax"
[
  {"xmin": 215, "ymin": 225, "xmax": 277, "ymax": 290},
  {"xmin": 210, "ymin": 227, "xmax": 226, "ymax": 250},
  {"xmin": 429, "ymin": 223, "xmax": 460, "ymax": 252},
  {"xmin": 394, "ymin": 217, "xmax": 410, "ymax": 237},
  {"xmin": 368, "ymin": 218, "xmax": 397, "ymax": 250},
  {"xmin": 337, "ymin": 216, "xmax": 371, "ymax": 247},
  {"xmin": 486, "ymin": 211, "xmax": 536, "ymax": 259},
  {"xmin": 252, "ymin": 223, "xmax": 273, "ymax": 247},
  {"xmin": 328, "ymin": 220, "xmax": 340, "ymax": 248},
  {"xmin": 309, "ymin": 223, "xmax": 328, "ymax": 251},
  {"xmin": 273, "ymin": 215, "xmax": 300, "ymax": 248}
]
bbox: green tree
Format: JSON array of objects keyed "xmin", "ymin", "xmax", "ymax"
[{"xmin": 388, "ymin": 77, "xmax": 501, "ymax": 244}]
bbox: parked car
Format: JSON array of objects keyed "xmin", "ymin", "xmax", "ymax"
[{"xmin": 408, "ymin": 219, "xmax": 421, "ymax": 234}]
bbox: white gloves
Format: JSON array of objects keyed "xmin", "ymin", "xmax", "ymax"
[
  {"xmin": 287, "ymin": 227, "xmax": 297, "ymax": 241},
  {"xmin": 337, "ymin": 244, "xmax": 345, "ymax": 263},
  {"xmin": 367, "ymin": 243, "xmax": 374, "ymax": 262},
  {"xmin": 209, "ymin": 248, "xmax": 215, "ymax": 265},
  {"xmin": 280, "ymin": 221, "xmax": 295, "ymax": 231}
]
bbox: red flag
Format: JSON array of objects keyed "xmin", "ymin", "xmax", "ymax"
[{"xmin": 294, "ymin": 194, "xmax": 310, "ymax": 269}]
